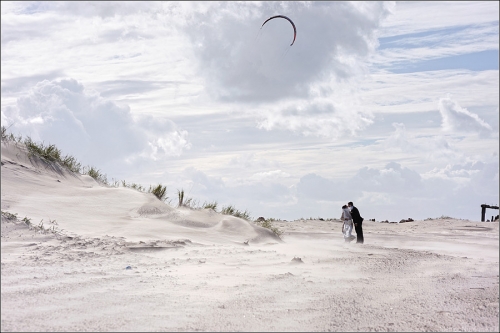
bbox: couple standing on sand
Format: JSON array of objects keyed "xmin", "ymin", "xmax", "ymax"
[{"xmin": 341, "ymin": 202, "xmax": 364, "ymax": 244}]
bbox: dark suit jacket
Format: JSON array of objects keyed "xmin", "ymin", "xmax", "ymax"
[{"xmin": 350, "ymin": 206, "xmax": 363, "ymax": 224}]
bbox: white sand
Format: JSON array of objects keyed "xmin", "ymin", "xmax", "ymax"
[{"xmin": 2, "ymin": 139, "xmax": 499, "ymax": 332}]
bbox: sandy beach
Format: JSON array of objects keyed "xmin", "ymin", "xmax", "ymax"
[{"xmin": 1, "ymin": 139, "xmax": 499, "ymax": 332}]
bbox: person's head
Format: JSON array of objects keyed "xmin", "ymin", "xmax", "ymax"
[
  {"xmin": 348, "ymin": 202, "xmax": 354, "ymax": 208},
  {"xmin": 342, "ymin": 205, "xmax": 347, "ymax": 209}
]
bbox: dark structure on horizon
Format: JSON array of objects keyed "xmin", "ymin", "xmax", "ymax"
[{"xmin": 481, "ymin": 204, "xmax": 499, "ymax": 222}]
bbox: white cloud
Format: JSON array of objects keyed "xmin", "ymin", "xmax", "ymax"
[
  {"xmin": 1, "ymin": 78, "xmax": 191, "ymax": 167},
  {"xmin": 229, "ymin": 152, "xmax": 280, "ymax": 169},
  {"xmin": 249, "ymin": 170, "xmax": 291, "ymax": 182},
  {"xmin": 256, "ymin": 89, "xmax": 373, "ymax": 139},
  {"xmin": 358, "ymin": 70, "xmax": 499, "ymax": 114},
  {"xmin": 182, "ymin": 2, "xmax": 391, "ymax": 102},
  {"xmin": 357, "ymin": 191, "xmax": 394, "ymax": 206},
  {"xmin": 378, "ymin": 1, "xmax": 499, "ymax": 38},
  {"xmin": 438, "ymin": 96, "xmax": 492, "ymax": 134},
  {"xmin": 424, "ymin": 161, "xmax": 484, "ymax": 185},
  {"xmin": 383, "ymin": 122, "xmax": 463, "ymax": 162}
]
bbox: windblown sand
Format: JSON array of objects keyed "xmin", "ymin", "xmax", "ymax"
[{"xmin": 1, "ymin": 140, "xmax": 499, "ymax": 332}]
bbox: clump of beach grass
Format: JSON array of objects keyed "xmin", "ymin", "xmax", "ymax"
[
  {"xmin": 24, "ymin": 137, "xmax": 62, "ymax": 162},
  {"xmin": 221, "ymin": 205, "xmax": 251, "ymax": 221},
  {"xmin": 1, "ymin": 210, "xmax": 18, "ymax": 221},
  {"xmin": 82, "ymin": 166, "xmax": 109, "ymax": 185},
  {"xmin": 61, "ymin": 155, "xmax": 82, "ymax": 173},
  {"xmin": 3, "ymin": 211, "xmax": 61, "ymax": 235},
  {"xmin": 203, "ymin": 201, "xmax": 218, "ymax": 211},
  {"xmin": 149, "ymin": 184, "xmax": 168, "ymax": 202},
  {"xmin": 177, "ymin": 189, "xmax": 190, "ymax": 207},
  {"xmin": 121, "ymin": 180, "xmax": 146, "ymax": 192},
  {"xmin": 255, "ymin": 218, "xmax": 284, "ymax": 238},
  {"xmin": 425, "ymin": 215, "xmax": 455, "ymax": 221}
]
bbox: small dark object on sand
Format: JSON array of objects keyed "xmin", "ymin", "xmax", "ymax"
[{"xmin": 291, "ymin": 257, "xmax": 303, "ymax": 264}]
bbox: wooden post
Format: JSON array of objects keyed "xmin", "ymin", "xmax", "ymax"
[{"xmin": 481, "ymin": 204, "xmax": 499, "ymax": 222}]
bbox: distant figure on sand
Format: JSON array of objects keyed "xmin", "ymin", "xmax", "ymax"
[
  {"xmin": 348, "ymin": 201, "xmax": 364, "ymax": 244},
  {"xmin": 341, "ymin": 205, "xmax": 355, "ymax": 243}
]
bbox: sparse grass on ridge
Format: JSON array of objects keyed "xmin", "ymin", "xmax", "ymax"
[
  {"xmin": 203, "ymin": 201, "xmax": 218, "ymax": 211},
  {"xmin": 122, "ymin": 180, "xmax": 146, "ymax": 192},
  {"xmin": 1, "ymin": 210, "xmax": 18, "ymax": 221},
  {"xmin": 1, "ymin": 127, "xmax": 256, "ymax": 224},
  {"xmin": 1, "ymin": 211, "xmax": 60, "ymax": 235},
  {"xmin": 221, "ymin": 205, "xmax": 251, "ymax": 221},
  {"xmin": 425, "ymin": 215, "xmax": 457, "ymax": 221}
]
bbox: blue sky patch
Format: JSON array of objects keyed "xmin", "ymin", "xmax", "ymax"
[{"xmin": 388, "ymin": 50, "xmax": 499, "ymax": 73}]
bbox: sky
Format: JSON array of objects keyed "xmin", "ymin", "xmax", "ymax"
[{"xmin": 1, "ymin": 1, "xmax": 499, "ymax": 222}]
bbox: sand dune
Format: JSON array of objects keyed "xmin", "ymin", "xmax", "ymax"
[{"xmin": 1, "ymin": 139, "xmax": 499, "ymax": 332}]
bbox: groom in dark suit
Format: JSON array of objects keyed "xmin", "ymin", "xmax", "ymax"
[{"xmin": 348, "ymin": 201, "xmax": 364, "ymax": 244}]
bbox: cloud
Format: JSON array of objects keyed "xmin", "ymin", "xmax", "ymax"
[
  {"xmin": 383, "ymin": 122, "xmax": 462, "ymax": 162},
  {"xmin": 292, "ymin": 160, "xmax": 498, "ymax": 221},
  {"xmin": 229, "ymin": 152, "xmax": 280, "ymax": 169},
  {"xmin": 14, "ymin": 1, "xmax": 160, "ymax": 18},
  {"xmin": 0, "ymin": 70, "xmax": 65, "ymax": 94},
  {"xmin": 296, "ymin": 173, "xmax": 339, "ymax": 201},
  {"xmin": 379, "ymin": 1, "xmax": 499, "ymax": 38},
  {"xmin": 94, "ymin": 80, "xmax": 185, "ymax": 99},
  {"xmin": 352, "ymin": 162, "xmax": 424, "ymax": 195},
  {"xmin": 175, "ymin": 2, "xmax": 388, "ymax": 140},
  {"xmin": 183, "ymin": 2, "xmax": 391, "ymax": 102},
  {"xmin": 358, "ymin": 70, "xmax": 499, "ymax": 115},
  {"xmin": 424, "ymin": 161, "xmax": 486, "ymax": 187},
  {"xmin": 1, "ymin": 78, "xmax": 191, "ymax": 168},
  {"xmin": 438, "ymin": 96, "xmax": 492, "ymax": 134},
  {"xmin": 249, "ymin": 170, "xmax": 291, "ymax": 182},
  {"xmin": 183, "ymin": 167, "xmax": 226, "ymax": 195},
  {"xmin": 256, "ymin": 96, "xmax": 373, "ymax": 139},
  {"xmin": 182, "ymin": 167, "xmax": 294, "ymax": 212}
]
